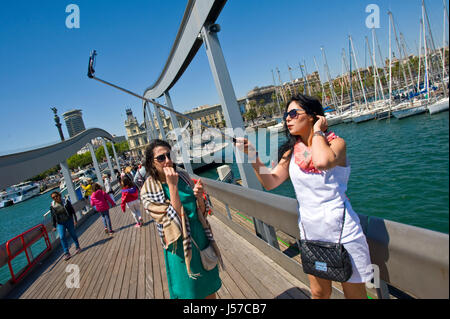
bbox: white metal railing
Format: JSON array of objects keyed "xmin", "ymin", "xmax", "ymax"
[{"xmin": 198, "ymin": 176, "xmax": 449, "ymax": 299}]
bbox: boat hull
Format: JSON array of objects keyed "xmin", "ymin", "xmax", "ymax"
[
  {"xmin": 353, "ymin": 113, "xmax": 376, "ymax": 123},
  {"xmin": 392, "ymin": 106, "xmax": 427, "ymax": 119},
  {"xmin": 428, "ymin": 98, "xmax": 449, "ymax": 115}
]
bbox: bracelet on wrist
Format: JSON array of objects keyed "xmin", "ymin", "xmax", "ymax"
[{"xmin": 313, "ymin": 131, "xmax": 326, "ymax": 138}]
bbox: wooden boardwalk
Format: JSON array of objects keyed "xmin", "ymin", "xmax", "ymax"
[{"xmin": 6, "ymin": 202, "xmax": 310, "ymax": 299}]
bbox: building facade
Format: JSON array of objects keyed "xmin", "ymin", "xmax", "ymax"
[
  {"xmin": 124, "ymin": 108, "xmax": 175, "ymax": 159},
  {"xmin": 124, "ymin": 109, "xmax": 148, "ymax": 159},
  {"xmin": 183, "ymin": 104, "xmax": 226, "ymax": 129},
  {"xmin": 63, "ymin": 109, "xmax": 86, "ymax": 138}
]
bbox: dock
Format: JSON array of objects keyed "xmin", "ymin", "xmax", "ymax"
[{"xmin": 4, "ymin": 201, "xmax": 310, "ymax": 299}]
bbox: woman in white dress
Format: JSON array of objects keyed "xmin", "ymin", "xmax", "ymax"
[{"xmin": 236, "ymin": 94, "xmax": 373, "ymax": 299}]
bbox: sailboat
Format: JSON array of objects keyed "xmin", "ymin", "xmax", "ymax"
[
  {"xmin": 391, "ymin": 10, "xmax": 427, "ymax": 119},
  {"xmin": 427, "ymin": 0, "xmax": 449, "ymax": 115}
]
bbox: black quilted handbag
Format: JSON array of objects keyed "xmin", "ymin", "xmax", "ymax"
[{"xmin": 299, "ymin": 208, "xmax": 353, "ymax": 282}]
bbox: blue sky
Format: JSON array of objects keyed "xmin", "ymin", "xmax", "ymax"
[{"xmin": 0, "ymin": 0, "xmax": 447, "ymax": 154}]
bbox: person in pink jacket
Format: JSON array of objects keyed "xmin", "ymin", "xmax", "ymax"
[{"xmin": 91, "ymin": 183, "xmax": 116, "ymax": 234}]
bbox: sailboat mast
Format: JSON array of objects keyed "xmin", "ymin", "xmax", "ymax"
[
  {"xmin": 349, "ymin": 35, "xmax": 369, "ymax": 110},
  {"xmin": 418, "ymin": 19, "xmax": 423, "ymax": 91},
  {"xmin": 400, "ymin": 32, "xmax": 415, "ymax": 92},
  {"xmin": 342, "ymin": 48, "xmax": 356, "ymax": 107},
  {"xmin": 340, "ymin": 51, "xmax": 345, "ymax": 106},
  {"xmin": 373, "ymin": 27, "xmax": 389, "ymax": 89},
  {"xmin": 389, "ymin": 15, "xmax": 392, "ymax": 115},
  {"xmin": 443, "ymin": 0, "xmax": 448, "ymax": 97},
  {"xmin": 422, "ymin": 3, "xmax": 430, "ymax": 102},
  {"xmin": 349, "ymin": 38, "xmax": 353, "ymax": 110},
  {"xmin": 298, "ymin": 62, "xmax": 307, "ymax": 95},
  {"xmin": 276, "ymin": 67, "xmax": 286, "ymax": 103},
  {"xmin": 271, "ymin": 69, "xmax": 282, "ymax": 114},
  {"xmin": 372, "ymin": 28, "xmax": 385, "ymax": 101},
  {"xmin": 388, "ymin": 11, "xmax": 412, "ymax": 101},
  {"xmin": 365, "ymin": 36, "xmax": 378, "ymax": 101},
  {"xmin": 423, "ymin": 0, "xmax": 440, "ymax": 73},
  {"xmin": 423, "ymin": 0, "xmax": 446, "ymax": 99},
  {"xmin": 303, "ymin": 60, "xmax": 312, "ymax": 95},
  {"xmin": 313, "ymin": 56, "xmax": 326, "ymax": 106},
  {"xmin": 320, "ymin": 46, "xmax": 339, "ymax": 110}
]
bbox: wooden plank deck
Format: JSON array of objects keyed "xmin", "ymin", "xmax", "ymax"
[{"xmin": 5, "ymin": 201, "xmax": 311, "ymax": 299}]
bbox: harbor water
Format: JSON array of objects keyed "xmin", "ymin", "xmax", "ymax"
[
  {"xmin": 200, "ymin": 111, "xmax": 449, "ymax": 234},
  {"xmin": 0, "ymin": 111, "xmax": 448, "ymax": 284}
]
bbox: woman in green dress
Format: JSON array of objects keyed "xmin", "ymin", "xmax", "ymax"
[{"xmin": 141, "ymin": 139, "xmax": 222, "ymax": 299}]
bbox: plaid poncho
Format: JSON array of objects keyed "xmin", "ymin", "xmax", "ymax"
[{"xmin": 140, "ymin": 168, "xmax": 223, "ymax": 279}]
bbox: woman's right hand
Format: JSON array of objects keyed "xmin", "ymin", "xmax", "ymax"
[{"xmin": 164, "ymin": 167, "xmax": 179, "ymax": 187}]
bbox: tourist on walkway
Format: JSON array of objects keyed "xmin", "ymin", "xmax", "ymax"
[
  {"xmin": 91, "ymin": 183, "xmax": 116, "ymax": 234},
  {"xmin": 140, "ymin": 139, "xmax": 223, "ymax": 299},
  {"xmin": 103, "ymin": 173, "xmax": 115, "ymax": 202},
  {"xmin": 120, "ymin": 175, "xmax": 144, "ymax": 227},
  {"xmin": 236, "ymin": 94, "xmax": 373, "ymax": 299},
  {"xmin": 50, "ymin": 191, "xmax": 81, "ymax": 261},
  {"xmin": 81, "ymin": 178, "xmax": 94, "ymax": 200}
]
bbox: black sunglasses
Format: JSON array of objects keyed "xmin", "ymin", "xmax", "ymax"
[
  {"xmin": 154, "ymin": 152, "xmax": 171, "ymax": 163},
  {"xmin": 283, "ymin": 109, "xmax": 306, "ymax": 121},
  {"xmin": 51, "ymin": 194, "xmax": 61, "ymax": 199}
]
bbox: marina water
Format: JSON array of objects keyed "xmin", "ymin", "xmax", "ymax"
[{"xmin": 0, "ymin": 111, "xmax": 448, "ymax": 284}]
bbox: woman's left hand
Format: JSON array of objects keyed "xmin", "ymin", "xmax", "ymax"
[
  {"xmin": 313, "ymin": 115, "xmax": 328, "ymax": 133},
  {"xmin": 193, "ymin": 179, "xmax": 204, "ymax": 199}
]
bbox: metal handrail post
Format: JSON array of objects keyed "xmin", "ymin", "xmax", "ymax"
[
  {"xmin": 88, "ymin": 142, "xmax": 103, "ymax": 187},
  {"xmin": 153, "ymin": 100, "xmax": 166, "ymax": 140},
  {"xmin": 164, "ymin": 91, "xmax": 193, "ymax": 174},
  {"xmin": 101, "ymin": 138, "xmax": 114, "ymax": 182},
  {"xmin": 110, "ymin": 142, "xmax": 121, "ymax": 181},
  {"xmin": 59, "ymin": 160, "xmax": 78, "ymax": 204},
  {"xmin": 201, "ymin": 23, "xmax": 279, "ymax": 249}
]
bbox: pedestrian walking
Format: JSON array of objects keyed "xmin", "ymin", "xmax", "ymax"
[
  {"xmin": 103, "ymin": 173, "xmax": 115, "ymax": 202},
  {"xmin": 50, "ymin": 191, "xmax": 82, "ymax": 261},
  {"xmin": 120, "ymin": 176, "xmax": 144, "ymax": 227},
  {"xmin": 90, "ymin": 183, "xmax": 116, "ymax": 234}
]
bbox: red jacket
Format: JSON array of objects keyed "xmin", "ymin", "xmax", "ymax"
[
  {"xmin": 120, "ymin": 186, "xmax": 139, "ymax": 212},
  {"xmin": 90, "ymin": 189, "xmax": 115, "ymax": 212}
]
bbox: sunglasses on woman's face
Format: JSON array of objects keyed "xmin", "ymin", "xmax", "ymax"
[
  {"xmin": 283, "ymin": 109, "xmax": 306, "ymax": 121},
  {"xmin": 52, "ymin": 194, "xmax": 61, "ymax": 200},
  {"xmin": 154, "ymin": 152, "xmax": 171, "ymax": 163}
]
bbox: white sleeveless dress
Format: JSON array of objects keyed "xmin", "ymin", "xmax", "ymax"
[{"xmin": 289, "ymin": 154, "xmax": 373, "ymax": 283}]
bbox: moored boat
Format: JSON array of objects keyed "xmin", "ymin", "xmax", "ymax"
[
  {"xmin": 427, "ymin": 97, "xmax": 449, "ymax": 114},
  {"xmin": 0, "ymin": 182, "xmax": 40, "ymax": 208},
  {"xmin": 392, "ymin": 105, "xmax": 427, "ymax": 119}
]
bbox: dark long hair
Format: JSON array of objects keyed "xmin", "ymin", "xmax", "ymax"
[
  {"xmin": 144, "ymin": 139, "xmax": 175, "ymax": 182},
  {"xmin": 278, "ymin": 94, "xmax": 325, "ymax": 162}
]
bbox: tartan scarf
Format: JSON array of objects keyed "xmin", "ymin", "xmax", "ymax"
[{"xmin": 140, "ymin": 168, "xmax": 223, "ymax": 279}]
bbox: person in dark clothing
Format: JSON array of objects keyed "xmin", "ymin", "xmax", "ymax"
[{"xmin": 50, "ymin": 191, "xmax": 82, "ymax": 261}]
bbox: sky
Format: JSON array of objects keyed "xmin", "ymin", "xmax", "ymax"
[{"xmin": 0, "ymin": 0, "xmax": 447, "ymax": 154}]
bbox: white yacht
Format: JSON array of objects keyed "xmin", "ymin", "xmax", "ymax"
[{"xmin": 0, "ymin": 181, "xmax": 40, "ymax": 208}]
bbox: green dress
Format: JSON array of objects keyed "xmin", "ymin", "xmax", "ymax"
[{"xmin": 162, "ymin": 178, "xmax": 222, "ymax": 299}]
